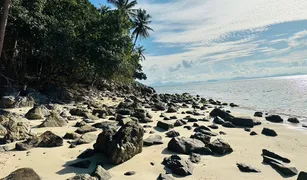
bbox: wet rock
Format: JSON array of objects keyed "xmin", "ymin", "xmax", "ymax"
[
  {"xmin": 189, "ymin": 153, "xmax": 201, "ymax": 163},
  {"xmin": 262, "ymin": 149, "xmax": 290, "ymax": 163},
  {"xmin": 208, "ymin": 139, "xmax": 233, "ymax": 155},
  {"xmin": 254, "ymin": 112, "xmax": 263, "ymax": 117},
  {"xmin": 78, "ymin": 149, "xmax": 95, "ymax": 159},
  {"xmin": 38, "ymin": 112, "xmax": 67, "ymax": 127},
  {"xmin": 222, "ymin": 122, "xmax": 235, "ymax": 128},
  {"xmin": 166, "ymin": 130, "xmax": 180, "ymax": 138},
  {"xmin": 265, "ymin": 115, "xmax": 283, "ymax": 123},
  {"xmin": 25, "ymin": 105, "xmax": 49, "ymax": 120},
  {"xmin": 124, "ymin": 171, "xmax": 136, "ymax": 176},
  {"xmin": 262, "ymin": 156, "xmax": 297, "ymax": 176},
  {"xmin": 143, "ymin": 135, "xmax": 163, "ymax": 146},
  {"xmin": 91, "ymin": 165, "xmax": 111, "ymax": 180},
  {"xmin": 157, "ymin": 121, "xmax": 174, "ymax": 131},
  {"xmin": 261, "ymin": 128, "xmax": 277, "ymax": 137},
  {"xmin": 76, "ymin": 125, "xmax": 97, "ymax": 134},
  {"xmin": 168, "ymin": 137, "xmax": 212, "ymax": 155},
  {"xmin": 157, "ymin": 173, "xmax": 174, "ymax": 180},
  {"xmin": 1, "ymin": 168, "xmax": 41, "ymax": 180},
  {"xmin": 190, "ymin": 132, "xmax": 211, "ymax": 144},
  {"xmin": 288, "ymin": 118, "xmax": 300, "ymax": 124},
  {"xmin": 297, "ymin": 171, "xmax": 307, "ymax": 180},
  {"xmin": 237, "ymin": 163, "xmax": 261, "ymax": 173},
  {"xmin": 213, "ymin": 116, "xmax": 225, "ymax": 125},
  {"xmin": 69, "ymin": 160, "xmax": 91, "ymax": 169},
  {"xmin": 162, "ymin": 155, "xmax": 194, "ymax": 176},
  {"xmin": 63, "ymin": 132, "xmax": 80, "ymax": 140}
]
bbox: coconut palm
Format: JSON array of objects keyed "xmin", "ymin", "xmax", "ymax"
[
  {"xmin": 136, "ymin": 45, "xmax": 146, "ymax": 61},
  {"xmin": 132, "ymin": 9, "xmax": 153, "ymax": 48},
  {"xmin": 0, "ymin": 0, "xmax": 11, "ymax": 58},
  {"xmin": 107, "ymin": 0, "xmax": 137, "ymax": 19}
]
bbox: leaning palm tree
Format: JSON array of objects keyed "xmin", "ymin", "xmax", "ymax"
[
  {"xmin": 107, "ymin": 0, "xmax": 137, "ymax": 19},
  {"xmin": 136, "ymin": 45, "xmax": 146, "ymax": 61},
  {"xmin": 132, "ymin": 9, "xmax": 153, "ymax": 48}
]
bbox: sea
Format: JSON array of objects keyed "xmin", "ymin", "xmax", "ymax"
[{"xmin": 154, "ymin": 75, "xmax": 307, "ymax": 123}]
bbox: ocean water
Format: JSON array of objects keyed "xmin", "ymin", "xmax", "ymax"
[{"xmin": 154, "ymin": 75, "xmax": 307, "ymax": 122}]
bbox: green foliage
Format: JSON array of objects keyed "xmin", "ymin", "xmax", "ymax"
[{"xmin": 0, "ymin": 0, "xmax": 153, "ymax": 85}]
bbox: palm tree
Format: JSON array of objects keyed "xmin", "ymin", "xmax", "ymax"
[
  {"xmin": 98, "ymin": 4, "xmax": 111, "ymax": 15},
  {"xmin": 136, "ymin": 46, "xmax": 146, "ymax": 61},
  {"xmin": 132, "ymin": 9, "xmax": 153, "ymax": 48},
  {"xmin": 107, "ymin": 0, "xmax": 137, "ymax": 19},
  {"xmin": 0, "ymin": 0, "xmax": 11, "ymax": 58}
]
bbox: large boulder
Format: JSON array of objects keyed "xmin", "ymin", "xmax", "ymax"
[
  {"xmin": 209, "ymin": 108, "xmax": 234, "ymax": 121},
  {"xmin": 15, "ymin": 131, "xmax": 63, "ymax": 150},
  {"xmin": 0, "ymin": 168, "xmax": 41, "ymax": 180},
  {"xmin": 213, "ymin": 116, "xmax": 225, "ymax": 125},
  {"xmin": 265, "ymin": 115, "xmax": 283, "ymax": 123},
  {"xmin": 190, "ymin": 132, "xmax": 211, "ymax": 144},
  {"xmin": 94, "ymin": 121, "xmax": 144, "ymax": 165},
  {"xmin": 38, "ymin": 112, "xmax": 67, "ymax": 127},
  {"xmin": 25, "ymin": 105, "xmax": 49, "ymax": 120},
  {"xmin": 229, "ymin": 117, "xmax": 255, "ymax": 128},
  {"xmin": 162, "ymin": 155, "xmax": 194, "ymax": 176},
  {"xmin": 0, "ymin": 96, "xmax": 15, "ymax": 108},
  {"xmin": 298, "ymin": 172, "xmax": 307, "ymax": 180},
  {"xmin": 208, "ymin": 139, "xmax": 233, "ymax": 155},
  {"xmin": 168, "ymin": 137, "xmax": 212, "ymax": 155},
  {"xmin": 157, "ymin": 121, "xmax": 174, "ymax": 131},
  {"xmin": 261, "ymin": 128, "xmax": 277, "ymax": 137},
  {"xmin": 287, "ymin": 118, "xmax": 300, "ymax": 124}
]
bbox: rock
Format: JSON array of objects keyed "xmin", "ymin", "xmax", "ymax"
[
  {"xmin": 117, "ymin": 109, "xmax": 132, "ymax": 115},
  {"xmin": 261, "ymin": 128, "xmax": 277, "ymax": 137},
  {"xmin": 167, "ymin": 106, "xmax": 178, "ymax": 113},
  {"xmin": 78, "ymin": 149, "xmax": 95, "ymax": 159},
  {"xmin": 0, "ymin": 123, "xmax": 7, "ymax": 136},
  {"xmin": 143, "ymin": 135, "xmax": 163, "ymax": 146},
  {"xmin": 263, "ymin": 156, "xmax": 297, "ymax": 176},
  {"xmin": 76, "ymin": 133, "xmax": 97, "ymax": 145},
  {"xmin": 183, "ymin": 126, "xmax": 192, "ymax": 130},
  {"xmin": 265, "ymin": 115, "xmax": 283, "ymax": 123},
  {"xmin": 288, "ymin": 118, "xmax": 300, "ymax": 124},
  {"xmin": 157, "ymin": 121, "xmax": 174, "ymax": 131},
  {"xmin": 297, "ymin": 172, "xmax": 307, "ymax": 180},
  {"xmin": 236, "ymin": 163, "xmax": 261, "ymax": 173},
  {"xmin": 162, "ymin": 155, "xmax": 194, "ymax": 176},
  {"xmin": 229, "ymin": 117, "xmax": 255, "ymax": 128},
  {"xmin": 75, "ymin": 121, "xmax": 87, "ymax": 127},
  {"xmin": 174, "ymin": 119, "xmax": 187, "ymax": 127},
  {"xmin": 60, "ymin": 110, "xmax": 71, "ymax": 118},
  {"xmin": 219, "ymin": 131, "xmax": 227, "ymax": 135},
  {"xmin": 93, "ymin": 108, "xmax": 109, "ymax": 119},
  {"xmin": 92, "ymin": 122, "xmax": 116, "ymax": 129},
  {"xmin": 187, "ymin": 117, "xmax": 198, "ymax": 123},
  {"xmin": 209, "ymin": 108, "xmax": 234, "ymax": 121},
  {"xmin": 1, "ymin": 168, "xmax": 41, "ymax": 180},
  {"xmin": 124, "ymin": 171, "xmax": 136, "ymax": 176},
  {"xmin": 91, "ymin": 165, "xmax": 111, "ymax": 180},
  {"xmin": 25, "ymin": 105, "xmax": 49, "ymax": 120},
  {"xmin": 69, "ymin": 160, "xmax": 91, "ymax": 169},
  {"xmin": 194, "ymin": 125, "xmax": 211, "ymax": 132},
  {"xmin": 118, "ymin": 117, "xmax": 133, "ymax": 126},
  {"xmin": 190, "ymin": 132, "xmax": 211, "ymax": 144},
  {"xmin": 230, "ymin": 103, "xmax": 238, "ymax": 107},
  {"xmin": 208, "ymin": 139, "xmax": 233, "ymax": 155},
  {"xmin": 189, "ymin": 153, "xmax": 201, "ymax": 163},
  {"xmin": 38, "ymin": 112, "xmax": 67, "ymax": 127},
  {"xmin": 166, "ymin": 130, "xmax": 180, "ymax": 138},
  {"xmin": 83, "ymin": 112, "xmax": 99, "ymax": 120},
  {"xmin": 108, "ymin": 121, "xmax": 144, "ymax": 165},
  {"xmin": 193, "ymin": 123, "xmax": 199, "ymax": 127},
  {"xmin": 0, "ymin": 96, "xmax": 15, "ymax": 108},
  {"xmin": 213, "ymin": 116, "xmax": 225, "ymax": 125},
  {"xmin": 15, "ymin": 131, "xmax": 63, "ymax": 150},
  {"xmin": 170, "ymin": 116, "xmax": 177, "ymax": 120},
  {"xmin": 70, "ymin": 108, "xmax": 87, "ymax": 116},
  {"xmin": 254, "ymin": 112, "xmax": 263, "ymax": 117},
  {"xmin": 168, "ymin": 137, "xmax": 212, "ymax": 155},
  {"xmin": 66, "ymin": 174, "xmax": 96, "ymax": 180},
  {"xmin": 250, "ymin": 131, "xmax": 258, "ymax": 136},
  {"xmin": 262, "ymin": 149, "xmax": 290, "ymax": 163},
  {"xmin": 76, "ymin": 125, "xmax": 97, "ymax": 134},
  {"xmin": 93, "ymin": 126, "xmax": 117, "ymax": 155},
  {"xmin": 208, "ymin": 124, "xmax": 218, "ymax": 129},
  {"xmin": 222, "ymin": 122, "xmax": 235, "ymax": 128},
  {"xmin": 83, "ymin": 119, "xmax": 95, "ymax": 124},
  {"xmin": 154, "ymin": 102, "xmax": 167, "ymax": 111},
  {"xmin": 244, "ymin": 128, "xmax": 251, "ymax": 132},
  {"xmin": 163, "ymin": 117, "xmax": 171, "ymax": 121},
  {"xmin": 63, "ymin": 132, "xmax": 80, "ymax": 140},
  {"xmin": 157, "ymin": 173, "xmax": 175, "ymax": 180}
]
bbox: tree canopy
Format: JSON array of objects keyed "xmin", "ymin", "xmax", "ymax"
[{"xmin": 0, "ymin": 0, "xmax": 152, "ymax": 86}]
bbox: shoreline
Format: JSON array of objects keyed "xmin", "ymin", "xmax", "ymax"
[{"xmin": 0, "ymin": 90, "xmax": 307, "ymax": 180}]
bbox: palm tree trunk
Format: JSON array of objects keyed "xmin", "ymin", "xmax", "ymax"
[
  {"xmin": 133, "ymin": 33, "xmax": 139, "ymax": 49},
  {"xmin": 0, "ymin": 0, "xmax": 11, "ymax": 59}
]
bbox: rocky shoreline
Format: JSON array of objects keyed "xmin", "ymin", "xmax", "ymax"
[{"xmin": 0, "ymin": 84, "xmax": 306, "ymax": 180}]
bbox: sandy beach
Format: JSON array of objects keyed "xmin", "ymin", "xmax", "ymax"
[{"xmin": 0, "ymin": 96, "xmax": 307, "ymax": 180}]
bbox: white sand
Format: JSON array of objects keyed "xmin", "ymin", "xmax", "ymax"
[{"xmin": 1, "ymin": 99, "xmax": 307, "ymax": 180}]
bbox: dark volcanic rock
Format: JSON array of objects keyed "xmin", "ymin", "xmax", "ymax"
[
  {"xmin": 69, "ymin": 160, "xmax": 91, "ymax": 169},
  {"xmin": 167, "ymin": 106, "xmax": 178, "ymax": 113},
  {"xmin": 154, "ymin": 102, "xmax": 167, "ymax": 111},
  {"xmin": 297, "ymin": 171, "xmax": 307, "ymax": 180},
  {"xmin": 208, "ymin": 139, "xmax": 233, "ymax": 155},
  {"xmin": 157, "ymin": 121, "xmax": 174, "ymax": 131},
  {"xmin": 183, "ymin": 126, "xmax": 192, "ymax": 130},
  {"xmin": 190, "ymin": 132, "xmax": 211, "ymax": 144},
  {"xmin": 75, "ymin": 125, "xmax": 97, "ymax": 134},
  {"xmin": 265, "ymin": 115, "xmax": 283, "ymax": 123},
  {"xmin": 174, "ymin": 120, "xmax": 187, "ymax": 127},
  {"xmin": 244, "ymin": 128, "xmax": 251, "ymax": 132},
  {"xmin": 288, "ymin": 117, "xmax": 300, "ymax": 124},
  {"xmin": 1, "ymin": 168, "xmax": 41, "ymax": 180},
  {"xmin": 91, "ymin": 165, "xmax": 111, "ymax": 180},
  {"xmin": 162, "ymin": 155, "xmax": 194, "ymax": 176},
  {"xmin": 166, "ymin": 130, "xmax": 180, "ymax": 138},
  {"xmin": 262, "ymin": 149, "xmax": 290, "ymax": 163},
  {"xmin": 157, "ymin": 173, "xmax": 175, "ymax": 180},
  {"xmin": 168, "ymin": 137, "xmax": 212, "ymax": 155},
  {"xmin": 237, "ymin": 163, "xmax": 261, "ymax": 173},
  {"xmin": 261, "ymin": 128, "xmax": 277, "ymax": 137},
  {"xmin": 262, "ymin": 156, "xmax": 297, "ymax": 176},
  {"xmin": 250, "ymin": 131, "xmax": 257, "ymax": 136},
  {"xmin": 194, "ymin": 125, "xmax": 211, "ymax": 132},
  {"xmin": 77, "ymin": 149, "xmax": 95, "ymax": 159},
  {"xmin": 209, "ymin": 108, "xmax": 234, "ymax": 120},
  {"xmin": 93, "ymin": 126, "xmax": 117, "ymax": 155},
  {"xmin": 189, "ymin": 153, "xmax": 201, "ymax": 163},
  {"xmin": 213, "ymin": 116, "xmax": 225, "ymax": 125},
  {"xmin": 229, "ymin": 117, "xmax": 255, "ymax": 128},
  {"xmin": 143, "ymin": 135, "xmax": 163, "ymax": 146},
  {"xmin": 208, "ymin": 124, "xmax": 218, "ymax": 129},
  {"xmin": 63, "ymin": 132, "xmax": 80, "ymax": 140},
  {"xmin": 124, "ymin": 171, "xmax": 136, "ymax": 176},
  {"xmin": 222, "ymin": 122, "xmax": 235, "ymax": 128},
  {"xmin": 254, "ymin": 112, "xmax": 263, "ymax": 117}
]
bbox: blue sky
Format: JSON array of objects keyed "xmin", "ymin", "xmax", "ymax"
[{"xmin": 90, "ymin": 0, "xmax": 307, "ymax": 85}]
